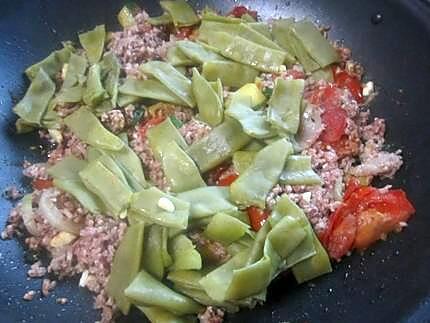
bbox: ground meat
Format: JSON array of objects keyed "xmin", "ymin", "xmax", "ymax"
[
  {"xmin": 23, "ymin": 162, "xmax": 49, "ymax": 180},
  {"xmin": 198, "ymin": 306, "xmax": 225, "ymax": 323},
  {"xmin": 260, "ymin": 64, "xmax": 305, "ymax": 89},
  {"xmin": 189, "ymin": 232, "xmax": 230, "ymax": 265},
  {"xmin": 41, "ymin": 278, "xmax": 56, "ymax": 297},
  {"xmin": 179, "ymin": 119, "xmax": 212, "ymax": 145},
  {"xmin": 101, "ymin": 109, "xmax": 126, "ymax": 134},
  {"xmin": 27, "ymin": 260, "xmax": 47, "ymax": 278},
  {"xmin": 108, "ymin": 11, "xmax": 170, "ymax": 77},
  {"xmin": 47, "ymin": 129, "xmax": 87, "ymax": 164},
  {"xmin": 23, "ymin": 290, "xmax": 37, "ymax": 301},
  {"xmin": 349, "ymin": 151, "xmax": 403, "ymax": 179}
]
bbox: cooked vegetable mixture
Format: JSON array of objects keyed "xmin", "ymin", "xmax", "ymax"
[{"xmin": 3, "ymin": 2, "xmax": 416, "ymax": 322}]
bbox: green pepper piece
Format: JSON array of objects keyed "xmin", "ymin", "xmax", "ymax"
[
  {"xmin": 161, "ymin": 141, "xmax": 206, "ymax": 193},
  {"xmin": 13, "ymin": 69, "xmax": 56, "ymax": 126},
  {"xmin": 25, "ymin": 44, "xmax": 74, "ymax": 81},
  {"xmin": 140, "ymin": 61, "xmax": 195, "ymax": 108},
  {"xmin": 107, "ymin": 222, "xmax": 145, "ymax": 315},
  {"xmin": 192, "ymin": 68, "xmax": 223, "ymax": 127},
  {"xmin": 137, "ymin": 306, "xmax": 190, "ymax": 323},
  {"xmin": 204, "ymin": 212, "xmax": 250, "ymax": 245},
  {"xmin": 170, "ymin": 234, "xmax": 202, "ymax": 271},
  {"xmin": 48, "ymin": 156, "xmax": 105, "ymax": 213},
  {"xmin": 230, "ymin": 139, "xmax": 293, "ymax": 208},
  {"xmin": 177, "ymin": 40, "xmax": 224, "ymax": 64},
  {"xmin": 125, "ymin": 270, "xmax": 202, "ymax": 315},
  {"xmin": 186, "ymin": 118, "xmax": 251, "ymax": 172},
  {"xmin": 280, "ymin": 155, "xmax": 322, "ymax": 185},
  {"xmin": 143, "ymin": 224, "xmax": 166, "ymax": 280},
  {"xmin": 202, "ymin": 60, "xmax": 259, "ymax": 88},
  {"xmin": 100, "ymin": 52, "xmax": 121, "ymax": 107},
  {"xmin": 208, "ymin": 32, "xmax": 287, "ymax": 72},
  {"xmin": 147, "ymin": 117, "xmax": 188, "ymax": 161},
  {"xmin": 78, "ymin": 25, "xmax": 106, "ymax": 64},
  {"xmin": 167, "ymin": 45, "xmax": 195, "ymax": 66},
  {"xmin": 61, "ymin": 53, "xmax": 87, "ymax": 89},
  {"xmin": 83, "ymin": 64, "xmax": 108, "ymax": 107},
  {"xmin": 267, "ymin": 78, "xmax": 304, "ymax": 134},
  {"xmin": 79, "ymin": 160, "xmax": 132, "ymax": 217},
  {"xmin": 177, "ymin": 186, "xmax": 237, "ymax": 219},
  {"xmin": 148, "ymin": 12, "xmax": 174, "ymax": 26},
  {"xmin": 160, "ymin": 0, "xmax": 199, "ymax": 27},
  {"xmin": 232, "ymin": 151, "xmax": 257, "ymax": 174},
  {"xmin": 130, "ymin": 187, "xmax": 190, "ymax": 229},
  {"xmin": 119, "ymin": 78, "xmax": 185, "ymax": 105},
  {"xmin": 64, "ymin": 107, "xmax": 124, "ymax": 150}
]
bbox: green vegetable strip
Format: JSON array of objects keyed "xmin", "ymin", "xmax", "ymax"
[
  {"xmin": 202, "ymin": 61, "xmax": 259, "ymax": 88},
  {"xmin": 204, "ymin": 212, "xmax": 250, "ymax": 245},
  {"xmin": 311, "ymin": 66, "xmax": 334, "ymax": 82},
  {"xmin": 119, "ymin": 78, "xmax": 185, "ymax": 105},
  {"xmin": 161, "ymin": 227, "xmax": 173, "ymax": 267},
  {"xmin": 232, "ymin": 151, "xmax": 257, "ymax": 174},
  {"xmin": 248, "ymin": 22, "xmax": 272, "ymax": 39},
  {"xmin": 83, "ymin": 64, "xmax": 108, "ymax": 107},
  {"xmin": 186, "ymin": 118, "xmax": 251, "ymax": 173},
  {"xmin": 177, "ymin": 187, "xmax": 237, "ymax": 219},
  {"xmin": 15, "ymin": 119, "xmax": 35, "ymax": 134},
  {"xmin": 167, "ymin": 270, "xmax": 205, "ymax": 291},
  {"xmin": 140, "ymin": 61, "xmax": 195, "ymax": 107},
  {"xmin": 78, "ymin": 25, "xmax": 106, "ymax": 63},
  {"xmin": 167, "ymin": 45, "xmax": 195, "ymax": 66},
  {"xmin": 117, "ymin": 93, "xmax": 141, "ymax": 107},
  {"xmin": 208, "ymin": 32, "xmax": 287, "ymax": 72},
  {"xmin": 267, "ymin": 78, "xmax": 304, "ymax": 134},
  {"xmin": 170, "ymin": 234, "xmax": 202, "ymax": 271},
  {"xmin": 87, "ymin": 148, "xmax": 129, "ymax": 187},
  {"xmin": 106, "ymin": 222, "xmax": 144, "ymax": 315},
  {"xmin": 79, "ymin": 160, "xmax": 132, "ymax": 217},
  {"xmin": 147, "ymin": 118, "xmax": 188, "ymax": 161},
  {"xmin": 56, "ymin": 86, "xmax": 83, "ymax": 104},
  {"xmin": 292, "ymin": 234, "xmax": 332, "ymax": 284},
  {"xmin": 226, "ymin": 91, "xmax": 275, "ymax": 139},
  {"xmin": 147, "ymin": 13, "xmax": 174, "ymax": 26},
  {"xmin": 130, "ymin": 187, "xmax": 190, "ymax": 229},
  {"xmin": 25, "ymin": 44, "xmax": 74, "ymax": 80},
  {"xmin": 160, "ymin": 0, "xmax": 199, "ymax": 27},
  {"xmin": 124, "ymin": 270, "xmax": 202, "ymax": 315},
  {"xmin": 100, "ymin": 52, "xmax": 121, "ymax": 107},
  {"xmin": 137, "ymin": 306, "xmax": 190, "ymax": 323},
  {"xmin": 177, "ymin": 40, "xmax": 224, "ymax": 64},
  {"xmin": 201, "ymin": 9, "xmax": 242, "ymax": 23},
  {"xmin": 13, "ymin": 68, "xmax": 56, "ymax": 126},
  {"xmin": 280, "ymin": 155, "xmax": 322, "ymax": 185},
  {"xmin": 192, "ymin": 68, "xmax": 224, "ymax": 127},
  {"xmin": 64, "ymin": 107, "xmax": 124, "ymax": 151},
  {"xmin": 161, "ymin": 141, "xmax": 206, "ymax": 193},
  {"xmin": 61, "ymin": 53, "xmax": 87, "ymax": 89},
  {"xmin": 230, "ymin": 139, "xmax": 293, "ymax": 208},
  {"xmin": 117, "ymin": 3, "xmax": 141, "ymax": 28},
  {"xmin": 143, "ymin": 224, "xmax": 166, "ymax": 280}
]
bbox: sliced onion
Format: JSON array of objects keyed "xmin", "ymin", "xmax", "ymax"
[
  {"xmin": 21, "ymin": 194, "xmax": 40, "ymax": 236},
  {"xmin": 294, "ymin": 104, "xmax": 324, "ymax": 151},
  {"xmin": 38, "ymin": 189, "xmax": 83, "ymax": 235}
]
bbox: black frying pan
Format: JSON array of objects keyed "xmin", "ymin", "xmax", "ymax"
[{"xmin": 1, "ymin": 0, "xmax": 430, "ymax": 322}]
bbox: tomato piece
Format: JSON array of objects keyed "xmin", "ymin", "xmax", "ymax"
[
  {"xmin": 354, "ymin": 209, "xmax": 395, "ymax": 250},
  {"xmin": 247, "ymin": 206, "xmax": 269, "ymax": 231},
  {"xmin": 229, "ymin": 6, "xmax": 258, "ymax": 19},
  {"xmin": 32, "ymin": 179, "xmax": 53, "ymax": 190},
  {"xmin": 326, "ymin": 213, "xmax": 357, "ymax": 260},
  {"xmin": 217, "ymin": 172, "xmax": 239, "ymax": 186},
  {"xmin": 334, "ymin": 70, "xmax": 364, "ymax": 103},
  {"xmin": 319, "ymin": 105, "xmax": 347, "ymax": 143},
  {"xmin": 138, "ymin": 116, "xmax": 166, "ymax": 136}
]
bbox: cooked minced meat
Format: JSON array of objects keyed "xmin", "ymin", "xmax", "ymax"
[{"xmin": 198, "ymin": 306, "xmax": 225, "ymax": 323}]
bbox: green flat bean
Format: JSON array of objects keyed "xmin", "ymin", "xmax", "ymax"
[
  {"xmin": 248, "ymin": 22, "xmax": 272, "ymax": 39},
  {"xmin": 15, "ymin": 119, "xmax": 35, "ymax": 134},
  {"xmin": 311, "ymin": 66, "xmax": 334, "ymax": 82},
  {"xmin": 167, "ymin": 45, "xmax": 195, "ymax": 66},
  {"xmin": 177, "ymin": 40, "xmax": 224, "ymax": 64},
  {"xmin": 148, "ymin": 12, "xmax": 174, "ymax": 26},
  {"xmin": 280, "ymin": 155, "xmax": 322, "ymax": 185},
  {"xmin": 107, "ymin": 222, "xmax": 144, "ymax": 314},
  {"xmin": 143, "ymin": 224, "xmax": 166, "ymax": 280},
  {"xmin": 87, "ymin": 147, "xmax": 129, "ymax": 187},
  {"xmin": 204, "ymin": 212, "xmax": 250, "ymax": 245},
  {"xmin": 192, "ymin": 68, "xmax": 223, "ymax": 127},
  {"xmin": 230, "ymin": 139, "xmax": 293, "ymax": 208},
  {"xmin": 267, "ymin": 215, "xmax": 306, "ymax": 258},
  {"xmin": 83, "ymin": 64, "xmax": 108, "ymax": 107},
  {"xmin": 57, "ymin": 86, "xmax": 83, "ymax": 103},
  {"xmin": 170, "ymin": 234, "xmax": 202, "ymax": 271},
  {"xmin": 117, "ymin": 93, "xmax": 141, "ymax": 107},
  {"xmin": 100, "ymin": 52, "xmax": 121, "ymax": 107},
  {"xmin": 13, "ymin": 68, "xmax": 56, "ymax": 126},
  {"xmin": 186, "ymin": 117, "xmax": 251, "ymax": 172},
  {"xmin": 232, "ymin": 151, "xmax": 257, "ymax": 174},
  {"xmin": 202, "ymin": 61, "xmax": 259, "ymax": 88},
  {"xmin": 137, "ymin": 306, "xmax": 190, "ymax": 323},
  {"xmin": 78, "ymin": 25, "xmax": 106, "ymax": 63},
  {"xmin": 61, "ymin": 53, "xmax": 87, "ymax": 89},
  {"xmin": 160, "ymin": 0, "xmax": 199, "ymax": 27}
]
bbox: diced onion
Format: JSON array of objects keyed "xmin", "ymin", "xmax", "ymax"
[
  {"xmin": 294, "ymin": 105, "xmax": 323, "ymax": 151},
  {"xmin": 21, "ymin": 194, "xmax": 40, "ymax": 236}
]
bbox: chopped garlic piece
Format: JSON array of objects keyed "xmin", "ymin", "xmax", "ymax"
[
  {"xmin": 362, "ymin": 81, "xmax": 374, "ymax": 97},
  {"xmin": 79, "ymin": 270, "xmax": 89, "ymax": 287},
  {"xmin": 302, "ymin": 191, "xmax": 312, "ymax": 203},
  {"xmin": 157, "ymin": 197, "xmax": 175, "ymax": 212},
  {"xmin": 50, "ymin": 231, "xmax": 76, "ymax": 248}
]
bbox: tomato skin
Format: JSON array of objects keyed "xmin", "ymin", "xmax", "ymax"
[
  {"xmin": 326, "ymin": 213, "xmax": 357, "ymax": 261},
  {"xmin": 229, "ymin": 6, "xmax": 258, "ymax": 19},
  {"xmin": 333, "ymin": 70, "xmax": 364, "ymax": 103},
  {"xmin": 138, "ymin": 116, "xmax": 166, "ymax": 136},
  {"xmin": 217, "ymin": 172, "xmax": 239, "ymax": 186},
  {"xmin": 247, "ymin": 206, "xmax": 269, "ymax": 231},
  {"xmin": 32, "ymin": 179, "xmax": 54, "ymax": 190}
]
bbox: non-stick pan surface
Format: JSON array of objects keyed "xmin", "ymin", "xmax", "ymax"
[{"xmin": 1, "ymin": 0, "xmax": 430, "ymax": 322}]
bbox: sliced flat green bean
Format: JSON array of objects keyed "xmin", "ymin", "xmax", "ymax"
[
  {"xmin": 78, "ymin": 25, "xmax": 106, "ymax": 63},
  {"xmin": 64, "ymin": 107, "xmax": 124, "ymax": 151},
  {"xmin": 170, "ymin": 234, "xmax": 202, "ymax": 271},
  {"xmin": 148, "ymin": 12, "xmax": 174, "ymax": 26},
  {"xmin": 119, "ymin": 78, "xmax": 185, "ymax": 105},
  {"xmin": 87, "ymin": 148, "xmax": 129, "ymax": 187},
  {"xmin": 13, "ymin": 68, "xmax": 56, "ymax": 126},
  {"xmin": 272, "ymin": 18, "xmax": 297, "ymax": 55},
  {"xmin": 124, "ymin": 270, "xmax": 202, "ymax": 315},
  {"xmin": 143, "ymin": 224, "xmax": 166, "ymax": 280},
  {"xmin": 248, "ymin": 22, "xmax": 272, "ymax": 39},
  {"xmin": 162, "ymin": 227, "xmax": 173, "ymax": 267},
  {"xmin": 204, "ymin": 212, "xmax": 249, "ymax": 245},
  {"xmin": 280, "ymin": 155, "xmax": 322, "ymax": 185},
  {"xmin": 57, "ymin": 86, "xmax": 83, "ymax": 103},
  {"xmin": 186, "ymin": 117, "xmax": 251, "ymax": 172},
  {"xmin": 208, "ymin": 32, "xmax": 287, "ymax": 72},
  {"xmin": 167, "ymin": 270, "xmax": 204, "ymax": 291},
  {"xmin": 62, "ymin": 53, "xmax": 87, "ymax": 89},
  {"xmin": 107, "ymin": 222, "xmax": 144, "ymax": 315},
  {"xmin": 79, "ymin": 160, "xmax": 132, "ymax": 217},
  {"xmin": 100, "ymin": 52, "xmax": 121, "ymax": 107},
  {"xmin": 242, "ymin": 140, "xmax": 265, "ymax": 152},
  {"xmin": 177, "ymin": 186, "xmax": 237, "ymax": 219},
  {"xmin": 177, "ymin": 40, "xmax": 224, "ymax": 64},
  {"xmin": 226, "ymin": 83, "xmax": 266, "ymax": 108},
  {"xmin": 201, "ymin": 9, "xmax": 242, "ymax": 23},
  {"xmin": 25, "ymin": 44, "xmax": 74, "ymax": 80},
  {"xmin": 147, "ymin": 117, "xmax": 187, "ymax": 161},
  {"xmin": 140, "ymin": 60, "xmax": 195, "ymax": 108},
  {"xmin": 311, "ymin": 66, "xmax": 334, "ymax": 82},
  {"xmin": 83, "ymin": 64, "xmax": 108, "ymax": 107},
  {"xmin": 117, "ymin": 93, "xmax": 141, "ymax": 107},
  {"xmin": 117, "ymin": 3, "xmax": 141, "ymax": 28},
  {"xmin": 246, "ymin": 221, "xmax": 270, "ymax": 266},
  {"xmin": 130, "ymin": 187, "xmax": 190, "ymax": 229},
  {"xmin": 160, "ymin": 0, "xmax": 199, "ymax": 27},
  {"xmin": 267, "ymin": 78, "xmax": 304, "ymax": 134},
  {"xmin": 138, "ymin": 306, "xmax": 190, "ymax": 323},
  {"xmin": 15, "ymin": 119, "xmax": 35, "ymax": 134},
  {"xmin": 161, "ymin": 141, "xmax": 205, "ymax": 193},
  {"xmin": 232, "ymin": 151, "xmax": 257, "ymax": 174},
  {"xmin": 167, "ymin": 45, "xmax": 195, "ymax": 66},
  {"xmin": 230, "ymin": 139, "xmax": 293, "ymax": 208},
  {"xmin": 192, "ymin": 68, "xmax": 223, "ymax": 127},
  {"xmin": 202, "ymin": 61, "xmax": 259, "ymax": 88}
]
